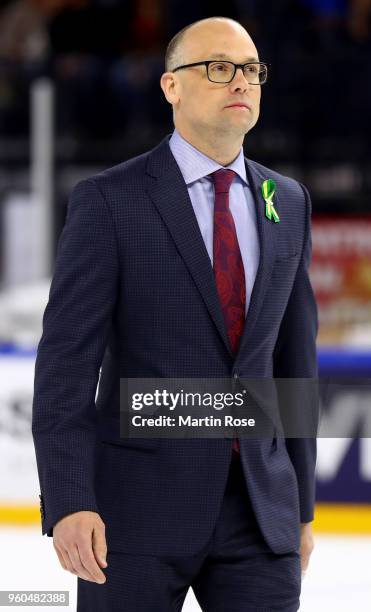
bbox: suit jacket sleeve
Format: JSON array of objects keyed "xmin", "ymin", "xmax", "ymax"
[
  {"xmin": 32, "ymin": 178, "xmax": 119, "ymax": 536},
  {"xmin": 273, "ymin": 181, "xmax": 319, "ymax": 523}
]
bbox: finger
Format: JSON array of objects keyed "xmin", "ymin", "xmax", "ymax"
[
  {"xmin": 78, "ymin": 541, "xmax": 107, "ymax": 583},
  {"xmin": 92, "ymin": 525, "xmax": 108, "ymax": 568},
  {"xmin": 58, "ymin": 546, "xmax": 78, "ymax": 576},
  {"xmin": 66, "ymin": 545, "xmax": 98, "ymax": 582},
  {"xmin": 300, "ymin": 553, "xmax": 310, "ymax": 572},
  {"xmin": 76, "ymin": 544, "xmax": 105, "ymax": 583},
  {"xmin": 54, "ymin": 544, "xmax": 68, "ymax": 571}
]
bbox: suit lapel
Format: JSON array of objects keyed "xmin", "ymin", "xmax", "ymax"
[
  {"xmin": 146, "ymin": 139, "xmax": 233, "ymax": 357},
  {"xmin": 234, "ymin": 159, "xmax": 280, "ymax": 360}
]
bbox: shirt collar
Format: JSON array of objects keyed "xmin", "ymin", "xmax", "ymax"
[{"xmin": 169, "ymin": 128, "xmax": 248, "ymax": 187}]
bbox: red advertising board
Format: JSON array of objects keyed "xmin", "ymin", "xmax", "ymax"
[{"xmin": 310, "ymin": 216, "xmax": 371, "ymax": 346}]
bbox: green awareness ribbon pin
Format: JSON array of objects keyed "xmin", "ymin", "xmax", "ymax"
[{"xmin": 261, "ymin": 179, "xmax": 280, "ymax": 223}]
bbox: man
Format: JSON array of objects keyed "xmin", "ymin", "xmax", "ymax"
[{"xmin": 32, "ymin": 16, "xmax": 318, "ymax": 611}]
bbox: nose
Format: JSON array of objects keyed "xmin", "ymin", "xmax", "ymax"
[{"xmin": 229, "ymin": 67, "xmax": 250, "ymax": 92}]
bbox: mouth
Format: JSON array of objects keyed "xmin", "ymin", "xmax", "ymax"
[{"xmin": 224, "ymin": 103, "xmax": 251, "ymax": 110}]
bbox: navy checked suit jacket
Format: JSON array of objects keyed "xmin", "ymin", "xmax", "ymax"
[{"xmin": 32, "ymin": 134, "xmax": 318, "ymax": 557}]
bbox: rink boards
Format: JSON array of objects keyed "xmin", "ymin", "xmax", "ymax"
[{"xmin": 0, "ymin": 348, "xmax": 370, "ymax": 533}]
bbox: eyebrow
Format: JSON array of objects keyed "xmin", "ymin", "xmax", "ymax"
[{"xmin": 208, "ymin": 53, "xmax": 260, "ymax": 62}]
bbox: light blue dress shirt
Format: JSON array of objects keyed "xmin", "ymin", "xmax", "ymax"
[{"xmin": 169, "ymin": 128, "xmax": 260, "ymax": 315}]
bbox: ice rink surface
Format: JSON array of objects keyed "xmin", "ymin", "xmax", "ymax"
[{"xmin": 1, "ymin": 527, "xmax": 370, "ymax": 611}]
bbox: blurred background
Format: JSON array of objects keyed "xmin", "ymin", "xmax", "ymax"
[{"xmin": 0, "ymin": 0, "xmax": 370, "ymax": 609}]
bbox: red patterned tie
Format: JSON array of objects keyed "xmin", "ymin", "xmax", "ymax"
[{"xmin": 211, "ymin": 169, "xmax": 246, "ymax": 454}]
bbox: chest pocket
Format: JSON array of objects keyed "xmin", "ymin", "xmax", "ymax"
[{"xmin": 271, "ymin": 252, "xmax": 300, "ymax": 287}]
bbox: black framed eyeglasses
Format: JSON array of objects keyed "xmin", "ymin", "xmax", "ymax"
[{"xmin": 172, "ymin": 60, "xmax": 269, "ymax": 85}]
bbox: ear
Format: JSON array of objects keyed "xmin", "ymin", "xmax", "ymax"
[{"xmin": 160, "ymin": 72, "xmax": 180, "ymax": 105}]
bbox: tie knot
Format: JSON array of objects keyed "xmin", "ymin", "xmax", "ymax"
[{"xmin": 211, "ymin": 169, "xmax": 236, "ymax": 194}]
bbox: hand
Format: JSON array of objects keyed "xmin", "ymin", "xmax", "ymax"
[
  {"xmin": 300, "ymin": 522, "xmax": 314, "ymax": 577},
  {"xmin": 53, "ymin": 511, "xmax": 107, "ymax": 583}
]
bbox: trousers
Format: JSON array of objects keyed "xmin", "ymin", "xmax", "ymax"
[{"xmin": 77, "ymin": 453, "xmax": 301, "ymax": 611}]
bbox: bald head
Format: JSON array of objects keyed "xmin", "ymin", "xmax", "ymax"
[{"xmin": 165, "ymin": 17, "xmax": 257, "ymax": 72}]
